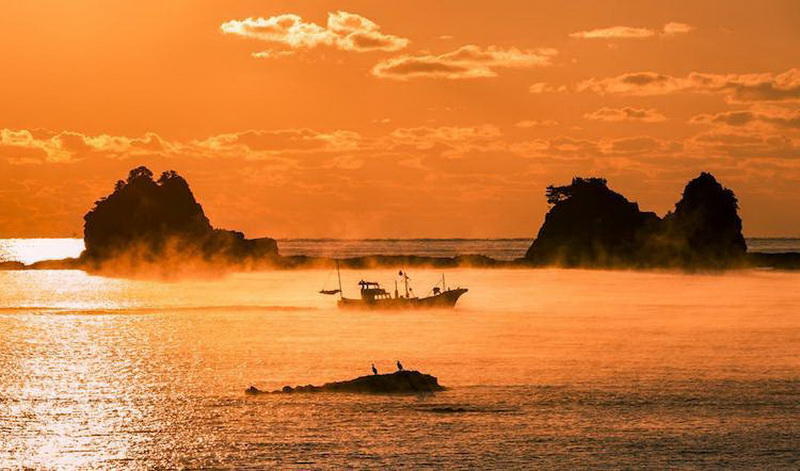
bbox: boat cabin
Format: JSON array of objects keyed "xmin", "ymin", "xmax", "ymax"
[{"xmin": 358, "ymin": 280, "xmax": 394, "ymax": 301}]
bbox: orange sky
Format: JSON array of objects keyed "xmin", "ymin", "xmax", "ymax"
[{"xmin": 1, "ymin": 0, "xmax": 799, "ymax": 238}]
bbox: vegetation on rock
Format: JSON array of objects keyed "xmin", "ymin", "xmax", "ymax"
[{"xmin": 525, "ymin": 172, "xmax": 747, "ymax": 268}]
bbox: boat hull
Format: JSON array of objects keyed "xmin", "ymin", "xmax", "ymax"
[{"xmin": 338, "ymin": 288, "xmax": 468, "ymax": 310}]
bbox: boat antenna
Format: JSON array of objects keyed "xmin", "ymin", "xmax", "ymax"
[{"xmin": 336, "ymin": 260, "xmax": 343, "ymax": 300}]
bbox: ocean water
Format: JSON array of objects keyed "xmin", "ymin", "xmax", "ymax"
[
  {"xmin": 1, "ymin": 240, "xmax": 799, "ymax": 468},
  {"xmin": 1, "ymin": 237, "xmax": 799, "ymax": 265}
]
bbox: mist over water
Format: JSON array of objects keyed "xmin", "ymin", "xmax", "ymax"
[
  {"xmin": 2, "ymin": 237, "xmax": 798, "ymax": 265},
  {"xmin": 1, "ymin": 261, "xmax": 799, "ymax": 468}
]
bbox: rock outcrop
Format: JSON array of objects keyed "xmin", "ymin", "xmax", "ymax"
[
  {"xmin": 660, "ymin": 172, "xmax": 747, "ymax": 266},
  {"xmin": 525, "ymin": 177, "xmax": 659, "ymax": 266},
  {"xmin": 525, "ymin": 173, "xmax": 748, "ymax": 268},
  {"xmin": 80, "ymin": 166, "xmax": 278, "ymax": 271},
  {"xmin": 0, "ymin": 261, "xmax": 25, "ymax": 270},
  {"xmin": 246, "ymin": 370, "xmax": 445, "ymax": 395}
]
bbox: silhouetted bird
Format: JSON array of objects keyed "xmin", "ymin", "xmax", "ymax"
[
  {"xmin": 396, "ymin": 360, "xmax": 404, "ymax": 371},
  {"xmin": 371, "ymin": 364, "xmax": 378, "ymax": 375}
]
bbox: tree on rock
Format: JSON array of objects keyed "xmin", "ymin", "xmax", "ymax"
[{"xmin": 525, "ymin": 177, "xmax": 659, "ymax": 266}]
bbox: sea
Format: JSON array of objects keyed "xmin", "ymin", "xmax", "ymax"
[
  {"xmin": 2, "ymin": 237, "xmax": 800, "ymax": 265},
  {"xmin": 1, "ymin": 238, "xmax": 799, "ymax": 469}
]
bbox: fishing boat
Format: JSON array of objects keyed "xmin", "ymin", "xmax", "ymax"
[{"xmin": 320, "ymin": 262, "xmax": 468, "ymax": 309}]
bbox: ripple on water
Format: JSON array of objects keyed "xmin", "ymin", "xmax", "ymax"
[{"xmin": 2, "ymin": 268, "xmax": 800, "ymax": 468}]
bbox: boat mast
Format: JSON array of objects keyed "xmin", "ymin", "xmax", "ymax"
[
  {"xmin": 403, "ymin": 270, "xmax": 409, "ymax": 298},
  {"xmin": 442, "ymin": 273, "xmax": 446, "ymax": 291},
  {"xmin": 336, "ymin": 260, "xmax": 343, "ymax": 300}
]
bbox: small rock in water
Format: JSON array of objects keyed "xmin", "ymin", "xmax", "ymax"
[{"xmin": 245, "ymin": 370, "xmax": 445, "ymax": 395}]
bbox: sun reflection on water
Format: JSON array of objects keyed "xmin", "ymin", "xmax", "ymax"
[
  {"xmin": 0, "ymin": 270, "xmax": 133, "ymax": 312},
  {"xmin": 1, "ymin": 268, "xmax": 800, "ymax": 468},
  {"xmin": 0, "ymin": 239, "xmax": 84, "ymax": 265},
  {"xmin": 4, "ymin": 315, "xmax": 145, "ymax": 468}
]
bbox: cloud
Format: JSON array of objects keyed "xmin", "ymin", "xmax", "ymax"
[
  {"xmin": 386, "ymin": 125, "xmax": 505, "ymax": 159},
  {"xmin": 529, "ymin": 82, "xmax": 567, "ymax": 93},
  {"xmin": 196, "ymin": 129, "xmax": 362, "ymax": 154},
  {"xmin": 327, "ymin": 11, "xmax": 409, "ymax": 52},
  {"xmin": 602, "ymin": 136, "xmax": 675, "ymax": 154},
  {"xmin": 1, "ymin": 125, "xmax": 495, "ymax": 167},
  {"xmin": 569, "ymin": 26, "xmax": 655, "ymax": 39},
  {"xmin": 689, "ymin": 129, "xmax": 800, "ymax": 159},
  {"xmin": 690, "ymin": 111, "xmax": 757, "ymax": 127},
  {"xmin": 220, "ymin": 11, "xmax": 408, "ymax": 57},
  {"xmin": 584, "ymin": 107, "xmax": 667, "ymax": 123},
  {"xmin": 728, "ymin": 69, "xmax": 800, "ymax": 102},
  {"xmin": 389, "ymin": 125, "xmax": 501, "ymax": 143},
  {"xmin": 5, "ymin": 121, "xmax": 795, "ymax": 170},
  {"xmin": 0, "ymin": 129, "xmax": 168, "ymax": 164},
  {"xmin": 662, "ymin": 22, "xmax": 694, "ymax": 36},
  {"xmin": 684, "ymin": 106, "xmax": 800, "ymax": 159},
  {"xmin": 578, "ymin": 72, "xmax": 691, "ymax": 95},
  {"xmin": 515, "ymin": 120, "xmax": 559, "ymax": 128},
  {"xmin": 511, "ymin": 135, "xmax": 680, "ymax": 160},
  {"xmin": 0, "ymin": 127, "xmax": 371, "ymax": 167},
  {"xmin": 0, "ymin": 129, "xmax": 54, "ymax": 163},
  {"xmin": 578, "ymin": 68, "xmax": 800, "ymax": 102},
  {"xmin": 510, "ymin": 136, "xmax": 598, "ymax": 157},
  {"xmin": 690, "ymin": 107, "xmax": 800, "ymax": 129},
  {"xmin": 251, "ymin": 50, "xmax": 295, "ymax": 59},
  {"xmin": 569, "ymin": 22, "xmax": 693, "ymax": 39},
  {"xmin": 372, "ymin": 45, "xmax": 557, "ymax": 80}
]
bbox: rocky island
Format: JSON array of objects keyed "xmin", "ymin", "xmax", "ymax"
[
  {"xmin": 4, "ymin": 166, "xmax": 799, "ymax": 273},
  {"xmin": 20, "ymin": 166, "xmax": 504, "ymax": 274},
  {"xmin": 245, "ymin": 370, "xmax": 445, "ymax": 395},
  {"xmin": 48, "ymin": 166, "xmax": 280, "ymax": 275},
  {"xmin": 523, "ymin": 172, "xmax": 750, "ymax": 269}
]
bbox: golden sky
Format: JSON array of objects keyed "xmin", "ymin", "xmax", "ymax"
[{"xmin": 1, "ymin": 0, "xmax": 799, "ymax": 238}]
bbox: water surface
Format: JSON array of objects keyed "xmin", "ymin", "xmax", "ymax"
[
  {"xmin": 1, "ymin": 267, "xmax": 799, "ymax": 468},
  {"xmin": 2, "ymin": 237, "xmax": 798, "ymax": 264}
]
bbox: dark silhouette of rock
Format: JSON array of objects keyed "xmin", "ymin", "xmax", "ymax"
[
  {"xmin": 525, "ymin": 173, "xmax": 748, "ymax": 268},
  {"xmin": 661, "ymin": 172, "xmax": 747, "ymax": 266},
  {"xmin": 245, "ymin": 370, "xmax": 445, "ymax": 395},
  {"xmin": 0, "ymin": 261, "xmax": 25, "ymax": 270},
  {"xmin": 27, "ymin": 258, "xmax": 82, "ymax": 270},
  {"xmin": 525, "ymin": 177, "xmax": 659, "ymax": 266},
  {"xmin": 79, "ymin": 166, "xmax": 278, "ymax": 271}
]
